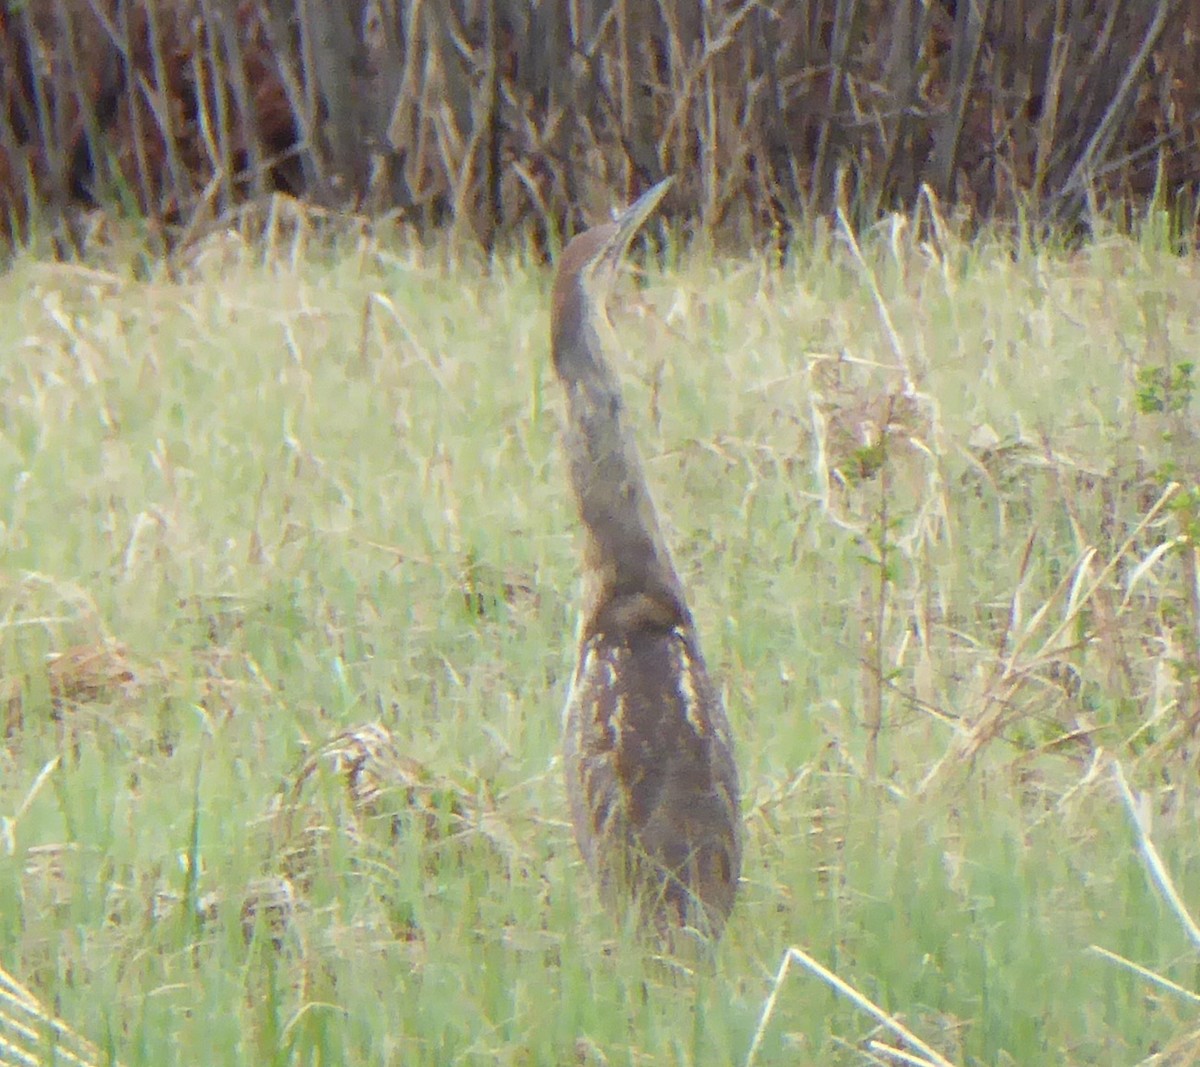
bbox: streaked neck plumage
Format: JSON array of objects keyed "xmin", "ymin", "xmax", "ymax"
[{"xmin": 551, "ymin": 231, "xmax": 690, "ymax": 638}]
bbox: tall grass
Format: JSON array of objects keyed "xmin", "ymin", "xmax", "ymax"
[{"xmin": 1, "ymin": 209, "xmax": 1199, "ymax": 1064}]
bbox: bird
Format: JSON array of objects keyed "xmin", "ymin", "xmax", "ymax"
[{"xmin": 550, "ymin": 177, "xmax": 742, "ymax": 942}]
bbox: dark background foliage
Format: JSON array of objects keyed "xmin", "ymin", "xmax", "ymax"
[{"xmin": 1, "ymin": 0, "xmax": 1198, "ymax": 251}]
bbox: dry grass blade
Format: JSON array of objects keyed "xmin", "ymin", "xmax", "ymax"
[
  {"xmin": 744, "ymin": 946, "xmax": 959, "ymax": 1067},
  {"xmin": 1088, "ymin": 944, "xmax": 1200, "ymax": 1007},
  {"xmin": 0, "ymin": 961, "xmax": 104, "ymax": 1067},
  {"xmin": 1111, "ymin": 759, "xmax": 1200, "ymax": 950},
  {"xmin": 1, "ymin": 758, "xmax": 59, "ymax": 856},
  {"xmin": 866, "ymin": 1040, "xmax": 954, "ymax": 1067}
]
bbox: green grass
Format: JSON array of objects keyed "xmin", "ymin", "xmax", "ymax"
[{"xmin": 1, "ymin": 212, "xmax": 1200, "ymax": 1065}]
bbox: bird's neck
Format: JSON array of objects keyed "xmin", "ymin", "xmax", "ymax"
[{"xmin": 554, "ymin": 302, "xmax": 690, "ymax": 637}]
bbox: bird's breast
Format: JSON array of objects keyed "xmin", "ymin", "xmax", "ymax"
[{"xmin": 563, "ymin": 624, "xmax": 738, "ymax": 831}]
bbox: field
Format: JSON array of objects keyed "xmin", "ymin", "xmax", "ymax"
[{"xmin": 1, "ymin": 206, "xmax": 1199, "ymax": 1065}]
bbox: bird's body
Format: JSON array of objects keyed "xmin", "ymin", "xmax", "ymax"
[{"xmin": 551, "ymin": 180, "xmax": 742, "ymax": 940}]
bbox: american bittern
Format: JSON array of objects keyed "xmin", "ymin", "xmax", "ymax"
[{"xmin": 551, "ymin": 178, "xmax": 742, "ymax": 940}]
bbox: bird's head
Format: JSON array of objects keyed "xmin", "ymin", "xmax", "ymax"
[{"xmin": 551, "ymin": 178, "xmax": 673, "ymax": 382}]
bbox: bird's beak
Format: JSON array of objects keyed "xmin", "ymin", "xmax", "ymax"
[{"xmin": 610, "ymin": 177, "xmax": 674, "ymax": 260}]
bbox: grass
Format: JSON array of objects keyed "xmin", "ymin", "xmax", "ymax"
[{"xmin": 1, "ymin": 205, "xmax": 1200, "ymax": 1065}]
